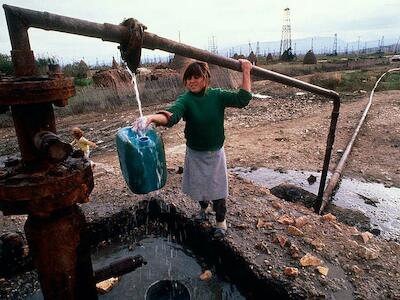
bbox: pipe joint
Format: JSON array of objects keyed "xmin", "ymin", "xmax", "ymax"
[{"xmin": 119, "ymin": 18, "xmax": 146, "ymax": 73}]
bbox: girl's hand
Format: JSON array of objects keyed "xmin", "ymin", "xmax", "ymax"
[
  {"xmin": 133, "ymin": 116, "xmax": 150, "ymax": 132},
  {"xmin": 238, "ymin": 59, "xmax": 252, "ymax": 73}
]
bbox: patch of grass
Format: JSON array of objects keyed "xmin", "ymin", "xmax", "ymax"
[
  {"xmin": 338, "ymin": 70, "xmax": 374, "ymax": 92},
  {"xmin": 309, "ymin": 69, "xmax": 400, "ymax": 93},
  {"xmin": 377, "ymin": 73, "xmax": 400, "ymax": 91},
  {"xmin": 74, "ymin": 78, "xmax": 93, "ymax": 86}
]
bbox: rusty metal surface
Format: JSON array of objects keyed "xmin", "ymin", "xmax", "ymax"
[
  {"xmin": 0, "ymin": 75, "xmax": 75, "ymax": 106},
  {"xmin": 25, "ymin": 205, "xmax": 98, "ymax": 299},
  {"xmin": 34, "ymin": 131, "xmax": 73, "ymax": 162},
  {"xmin": 0, "ymin": 157, "xmax": 94, "ymax": 217},
  {"xmin": 119, "ymin": 18, "xmax": 145, "ymax": 73},
  {"xmin": 314, "ymin": 102, "xmax": 340, "ymax": 212},
  {"xmin": 94, "ymin": 255, "xmax": 146, "ymax": 283},
  {"xmin": 11, "ymin": 50, "xmax": 37, "ymax": 76}
]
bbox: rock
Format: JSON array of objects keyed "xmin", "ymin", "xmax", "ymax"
[
  {"xmin": 256, "ymin": 241, "xmax": 271, "ymax": 254},
  {"xmin": 277, "ymin": 215, "xmax": 295, "ymax": 225},
  {"xmin": 370, "ymin": 228, "xmax": 381, "ymax": 236},
  {"xmin": 200, "ymin": 270, "xmax": 212, "ymax": 281},
  {"xmin": 358, "ymin": 246, "xmax": 379, "ymax": 260},
  {"xmin": 316, "ymin": 266, "xmax": 329, "ymax": 276},
  {"xmin": 256, "ymin": 219, "xmax": 273, "ymax": 229},
  {"xmin": 237, "ymin": 223, "xmax": 249, "ymax": 229},
  {"xmin": 321, "ymin": 213, "xmax": 336, "ymax": 222},
  {"xmin": 271, "ymin": 200, "xmax": 283, "ymax": 210},
  {"xmin": 352, "ymin": 232, "xmax": 373, "ymax": 244},
  {"xmin": 288, "ymin": 225, "xmax": 304, "ymax": 236},
  {"xmin": 309, "ymin": 239, "xmax": 325, "ymax": 251},
  {"xmin": 290, "ymin": 244, "xmax": 302, "ymax": 258},
  {"xmin": 96, "ymin": 277, "xmax": 119, "ymax": 294},
  {"xmin": 300, "ymin": 253, "xmax": 322, "ymax": 267},
  {"xmin": 284, "ymin": 267, "xmax": 299, "ymax": 277},
  {"xmin": 307, "ymin": 175, "xmax": 317, "ymax": 185},
  {"xmin": 274, "ymin": 234, "xmax": 288, "ymax": 248},
  {"xmin": 270, "ymin": 184, "xmax": 316, "ymax": 208},
  {"xmin": 351, "ymin": 265, "xmax": 363, "ymax": 274},
  {"xmin": 347, "ymin": 240, "xmax": 359, "ymax": 248},
  {"xmin": 332, "ymin": 223, "xmax": 342, "ymax": 231},
  {"xmin": 295, "ymin": 216, "xmax": 309, "ymax": 228}
]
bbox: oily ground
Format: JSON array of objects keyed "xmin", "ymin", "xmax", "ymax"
[{"xmin": 0, "ymin": 80, "xmax": 399, "ymax": 299}]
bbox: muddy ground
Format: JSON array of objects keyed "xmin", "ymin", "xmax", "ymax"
[{"xmin": 0, "ymin": 79, "xmax": 400, "ymax": 299}]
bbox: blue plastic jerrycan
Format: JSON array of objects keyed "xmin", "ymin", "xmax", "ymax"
[{"xmin": 116, "ymin": 126, "xmax": 167, "ymax": 194}]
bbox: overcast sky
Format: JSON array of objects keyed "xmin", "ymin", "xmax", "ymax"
[{"xmin": 0, "ymin": 0, "xmax": 399, "ymax": 64}]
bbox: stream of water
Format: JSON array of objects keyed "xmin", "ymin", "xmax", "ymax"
[{"xmin": 126, "ymin": 67, "xmax": 143, "ymax": 119}]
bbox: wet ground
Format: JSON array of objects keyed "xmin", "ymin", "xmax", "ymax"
[
  {"xmin": 1, "ymin": 86, "xmax": 400, "ymax": 299},
  {"xmin": 233, "ymin": 167, "xmax": 400, "ymax": 241}
]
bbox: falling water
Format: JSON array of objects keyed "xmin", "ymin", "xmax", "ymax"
[{"xmin": 126, "ymin": 67, "xmax": 143, "ymax": 118}]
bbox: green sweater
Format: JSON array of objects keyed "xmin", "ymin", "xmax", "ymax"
[{"xmin": 166, "ymin": 88, "xmax": 252, "ymax": 151}]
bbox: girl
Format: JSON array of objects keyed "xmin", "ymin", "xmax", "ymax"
[
  {"xmin": 71, "ymin": 127, "xmax": 97, "ymax": 168},
  {"xmin": 141, "ymin": 59, "xmax": 252, "ymax": 239}
]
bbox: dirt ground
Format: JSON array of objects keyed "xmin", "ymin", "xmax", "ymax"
[{"xmin": 1, "ymin": 79, "xmax": 400, "ymax": 299}]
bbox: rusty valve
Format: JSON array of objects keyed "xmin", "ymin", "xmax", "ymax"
[{"xmin": 34, "ymin": 131, "xmax": 73, "ymax": 162}]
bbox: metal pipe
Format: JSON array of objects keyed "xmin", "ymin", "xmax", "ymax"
[
  {"xmin": 317, "ymin": 68, "xmax": 400, "ymax": 213},
  {"xmin": 3, "ymin": 4, "xmax": 340, "ymax": 212},
  {"xmin": 2, "ymin": 5, "xmax": 338, "ymax": 100},
  {"xmin": 93, "ymin": 255, "xmax": 146, "ymax": 283},
  {"xmin": 25, "ymin": 206, "xmax": 98, "ymax": 299}
]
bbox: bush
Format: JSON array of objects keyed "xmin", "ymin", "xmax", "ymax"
[
  {"xmin": 63, "ymin": 60, "xmax": 89, "ymax": 79},
  {"xmin": 0, "ymin": 53, "xmax": 13, "ymax": 75},
  {"xmin": 74, "ymin": 78, "xmax": 93, "ymax": 86},
  {"xmin": 309, "ymin": 73, "xmax": 342, "ymax": 90}
]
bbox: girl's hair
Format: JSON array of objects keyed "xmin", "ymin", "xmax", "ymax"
[
  {"xmin": 183, "ymin": 61, "xmax": 211, "ymax": 85},
  {"xmin": 72, "ymin": 127, "xmax": 83, "ymax": 138}
]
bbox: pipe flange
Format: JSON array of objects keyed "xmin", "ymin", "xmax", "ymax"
[
  {"xmin": 0, "ymin": 75, "xmax": 75, "ymax": 106},
  {"xmin": 0, "ymin": 157, "xmax": 94, "ymax": 217},
  {"xmin": 119, "ymin": 18, "xmax": 146, "ymax": 73}
]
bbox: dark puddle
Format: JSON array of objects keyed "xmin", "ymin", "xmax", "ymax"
[
  {"xmin": 233, "ymin": 167, "xmax": 400, "ymax": 240},
  {"xmin": 28, "ymin": 235, "xmax": 245, "ymax": 300},
  {"xmin": 92, "ymin": 236, "xmax": 245, "ymax": 299}
]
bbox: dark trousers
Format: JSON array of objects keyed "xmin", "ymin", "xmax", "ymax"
[{"xmin": 199, "ymin": 199, "xmax": 226, "ymax": 222}]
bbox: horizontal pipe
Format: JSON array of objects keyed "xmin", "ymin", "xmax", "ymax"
[
  {"xmin": 93, "ymin": 255, "xmax": 146, "ymax": 283},
  {"xmin": 3, "ymin": 4, "xmax": 339, "ymax": 101}
]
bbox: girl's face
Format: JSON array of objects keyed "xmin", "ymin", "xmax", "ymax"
[{"xmin": 185, "ymin": 75, "xmax": 207, "ymax": 93}]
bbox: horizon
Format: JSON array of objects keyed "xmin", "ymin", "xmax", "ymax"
[{"xmin": 0, "ymin": 0, "xmax": 399, "ymax": 65}]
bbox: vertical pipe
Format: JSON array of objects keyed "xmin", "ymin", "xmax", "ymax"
[
  {"xmin": 11, "ymin": 103, "xmax": 56, "ymax": 164},
  {"xmin": 3, "ymin": 5, "xmax": 37, "ymax": 76},
  {"xmin": 314, "ymin": 101, "xmax": 340, "ymax": 212},
  {"xmin": 25, "ymin": 206, "xmax": 98, "ymax": 300}
]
